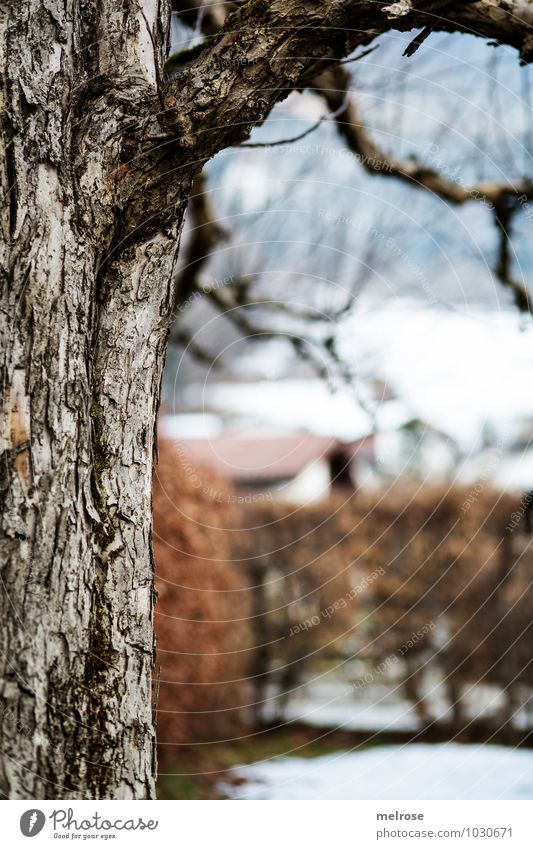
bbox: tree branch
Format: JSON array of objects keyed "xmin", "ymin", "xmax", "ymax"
[
  {"xmin": 174, "ymin": 172, "xmax": 228, "ymax": 304},
  {"xmin": 311, "ymin": 64, "xmax": 533, "ymax": 208},
  {"xmin": 163, "ymin": 0, "xmax": 533, "ymax": 165},
  {"xmin": 493, "ymin": 196, "xmax": 532, "ymax": 313},
  {"xmin": 161, "ymin": 0, "xmax": 533, "ymax": 310},
  {"xmin": 310, "ymin": 64, "xmax": 533, "ymax": 311}
]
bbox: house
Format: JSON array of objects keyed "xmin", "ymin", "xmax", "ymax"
[
  {"xmin": 159, "ymin": 419, "xmax": 374, "ymax": 502},
  {"xmin": 159, "ymin": 377, "xmax": 463, "ymax": 498}
]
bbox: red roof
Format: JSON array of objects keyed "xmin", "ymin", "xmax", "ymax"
[{"xmin": 173, "ymin": 431, "xmax": 372, "ymax": 483}]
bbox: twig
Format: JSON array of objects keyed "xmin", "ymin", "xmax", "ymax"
[{"xmin": 238, "ymin": 90, "xmax": 350, "ymax": 149}]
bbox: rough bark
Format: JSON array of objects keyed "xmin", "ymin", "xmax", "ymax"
[
  {"xmin": 0, "ymin": 0, "xmax": 532, "ymax": 800},
  {"xmin": 0, "ymin": 0, "xmax": 185, "ymax": 800}
]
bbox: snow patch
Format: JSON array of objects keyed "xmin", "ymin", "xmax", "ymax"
[{"xmin": 221, "ymin": 743, "xmax": 533, "ymax": 800}]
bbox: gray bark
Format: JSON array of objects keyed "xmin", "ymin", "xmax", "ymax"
[
  {"xmin": 0, "ymin": 0, "xmax": 531, "ymax": 800},
  {"xmin": 0, "ymin": 0, "xmax": 182, "ymax": 800}
]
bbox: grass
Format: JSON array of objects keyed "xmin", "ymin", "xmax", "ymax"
[
  {"xmin": 155, "ymin": 715, "xmax": 532, "ymax": 799},
  {"xmin": 156, "ymin": 724, "xmax": 351, "ymax": 799}
]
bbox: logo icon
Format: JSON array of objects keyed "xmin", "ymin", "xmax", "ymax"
[{"xmin": 20, "ymin": 810, "xmax": 46, "ymax": 837}]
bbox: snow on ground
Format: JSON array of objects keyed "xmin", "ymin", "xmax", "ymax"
[
  {"xmin": 221, "ymin": 744, "xmax": 533, "ymax": 800},
  {"xmin": 282, "ymin": 695, "xmax": 422, "ymax": 734},
  {"xmin": 273, "ymin": 668, "xmax": 529, "ymax": 734},
  {"xmin": 274, "ymin": 674, "xmax": 423, "ymax": 733},
  {"xmin": 234, "ymin": 672, "xmax": 533, "ymax": 799}
]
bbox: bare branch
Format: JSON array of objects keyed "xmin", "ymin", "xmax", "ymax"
[
  {"xmin": 165, "ymin": 0, "xmax": 533, "ymax": 314},
  {"xmin": 164, "ymin": 0, "xmax": 533, "ymax": 160},
  {"xmin": 170, "ymin": 326, "xmax": 223, "ymax": 366},
  {"xmin": 310, "ymin": 64, "xmax": 533, "ymax": 310},
  {"xmin": 311, "ymin": 65, "xmax": 533, "ymax": 208},
  {"xmin": 493, "ymin": 198, "xmax": 532, "ymax": 313},
  {"xmin": 171, "ymin": 0, "xmax": 233, "ymax": 35},
  {"xmin": 238, "ymin": 118, "xmax": 324, "ymax": 149},
  {"xmin": 204, "ymin": 285, "xmax": 378, "ymax": 420},
  {"xmin": 403, "ymin": 24, "xmax": 433, "ymax": 56},
  {"xmin": 174, "ymin": 172, "xmax": 228, "ymax": 304}
]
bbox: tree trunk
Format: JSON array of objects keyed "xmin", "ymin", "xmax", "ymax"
[{"xmin": 0, "ymin": 0, "xmax": 188, "ymax": 799}]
